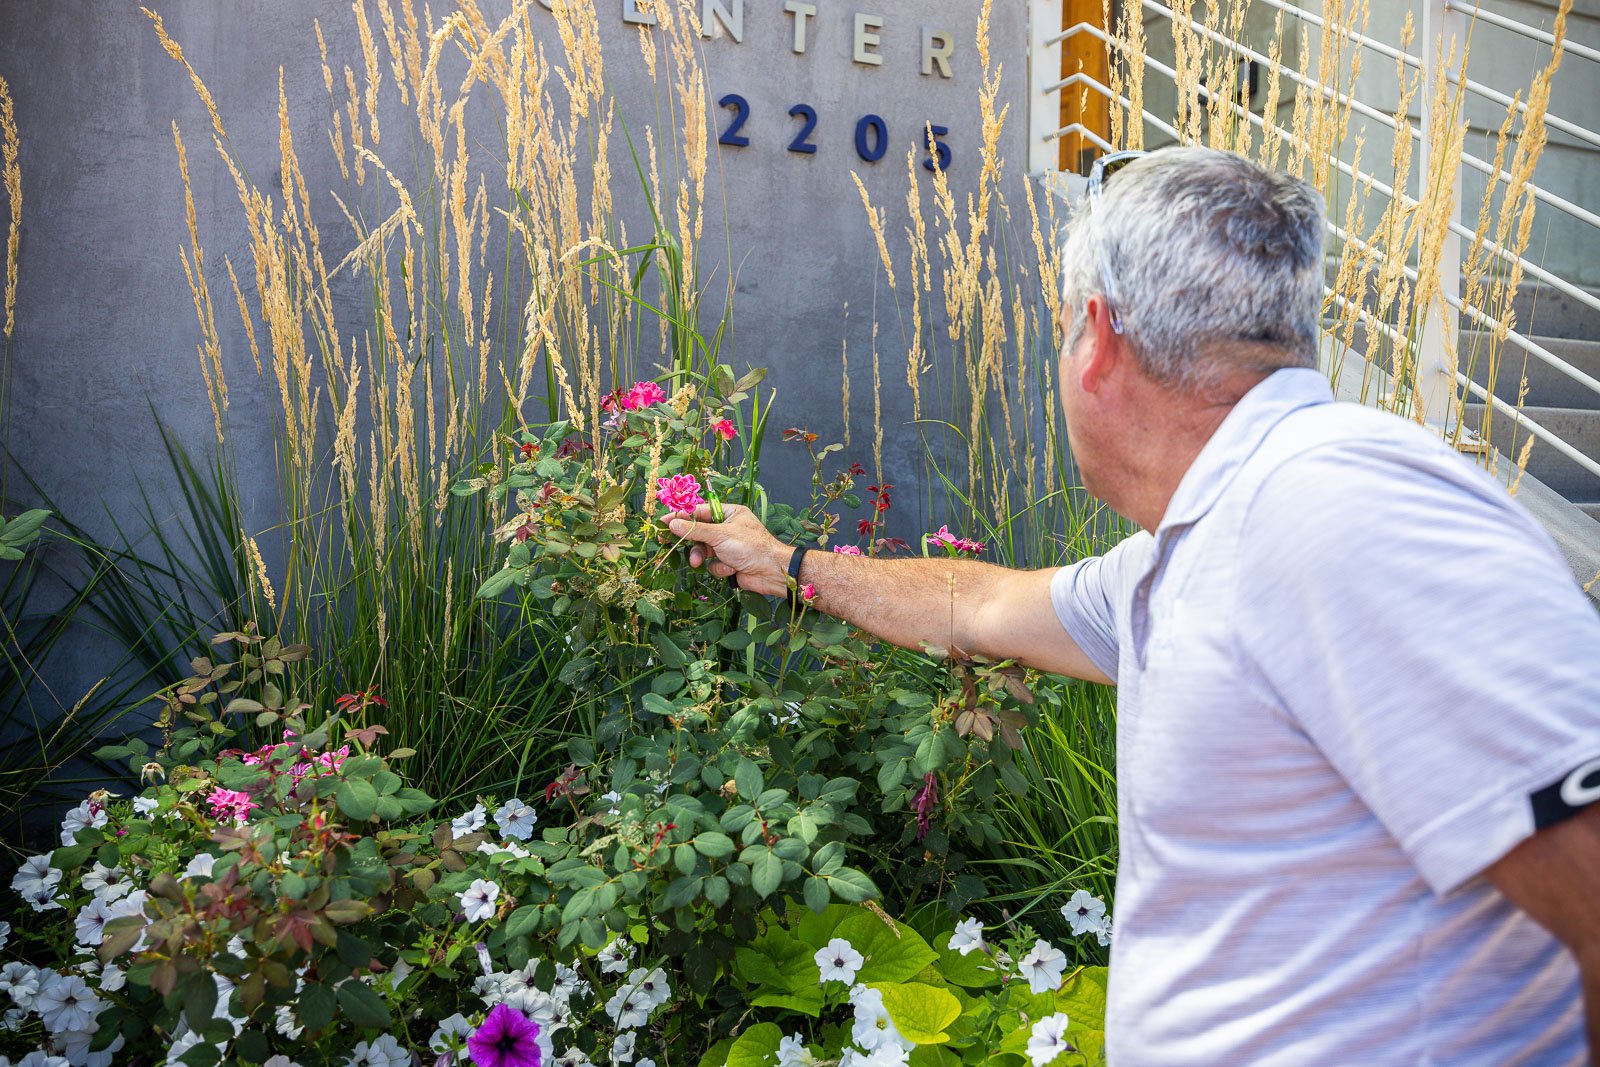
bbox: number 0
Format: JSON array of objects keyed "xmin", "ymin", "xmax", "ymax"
[{"xmin": 855, "ymin": 114, "xmax": 888, "ymax": 163}]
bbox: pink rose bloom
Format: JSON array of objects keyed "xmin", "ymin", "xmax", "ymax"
[
  {"xmin": 800, "ymin": 583, "xmax": 817, "ymax": 602},
  {"xmin": 624, "ymin": 381, "xmax": 668, "ymax": 410},
  {"xmin": 205, "ymin": 787, "xmax": 257, "ymax": 825},
  {"xmin": 832, "ymin": 544, "xmax": 862, "ymax": 555},
  {"xmin": 657, "ymin": 474, "xmax": 706, "ymax": 514},
  {"xmin": 928, "ymin": 525, "xmax": 985, "ymax": 556},
  {"xmin": 712, "ymin": 418, "xmax": 736, "ymax": 441}
]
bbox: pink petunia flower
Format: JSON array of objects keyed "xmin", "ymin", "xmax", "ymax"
[
  {"xmin": 712, "ymin": 418, "xmax": 736, "ymax": 441},
  {"xmin": 657, "ymin": 474, "xmax": 706, "ymax": 514},
  {"xmin": 832, "ymin": 544, "xmax": 862, "ymax": 555}
]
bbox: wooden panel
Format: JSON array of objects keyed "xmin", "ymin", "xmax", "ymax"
[{"xmin": 1060, "ymin": 0, "xmax": 1111, "ymax": 173}]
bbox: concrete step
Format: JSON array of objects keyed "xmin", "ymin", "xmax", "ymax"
[
  {"xmin": 1463, "ymin": 403, "xmax": 1600, "ymax": 500},
  {"xmin": 1456, "ymin": 331, "xmax": 1600, "ymax": 410},
  {"xmin": 1580, "ymin": 502, "xmax": 1600, "ymax": 525},
  {"xmin": 1505, "ymin": 282, "xmax": 1600, "ymax": 343}
]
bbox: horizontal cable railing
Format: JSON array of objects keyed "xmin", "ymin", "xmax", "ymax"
[
  {"xmin": 1029, "ymin": 0, "xmax": 1600, "ymax": 494},
  {"xmin": 1445, "ymin": 0, "xmax": 1600, "ymax": 65}
]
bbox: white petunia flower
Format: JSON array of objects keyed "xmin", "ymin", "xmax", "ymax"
[
  {"xmin": 54, "ymin": 1027, "xmax": 122, "ymax": 1067},
  {"xmin": 182, "ymin": 853, "xmax": 216, "ymax": 880},
  {"xmin": 1, "ymin": 1004, "xmax": 28, "ymax": 1030},
  {"xmin": 80, "ymin": 863, "xmax": 126, "ymax": 897},
  {"xmin": 599, "ymin": 790, "xmax": 622, "ymax": 816},
  {"xmin": 73, "ymin": 895, "xmax": 115, "ymax": 947},
  {"xmin": 13, "ymin": 1051, "xmax": 73, "ymax": 1067},
  {"xmin": 0, "ymin": 962, "xmax": 41, "ymax": 1008},
  {"xmin": 623, "ymin": 966, "xmax": 670, "ymax": 1009},
  {"xmin": 596, "ymin": 938, "xmax": 633, "ymax": 974},
  {"xmin": 553, "ymin": 1050, "xmax": 593, "ymax": 1067},
  {"xmin": 458, "ymin": 878, "xmax": 501, "ymax": 923},
  {"xmin": 1026, "ymin": 1012, "xmax": 1075, "ymax": 1067},
  {"xmin": 34, "ymin": 971, "xmax": 101, "ymax": 1034},
  {"xmin": 777, "ymin": 1033, "xmax": 820, "ymax": 1067},
  {"xmin": 1096, "ymin": 916, "xmax": 1113, "ymax": 948},
  {"xmin": 947, "ymin": 917, "xmax": 986, "ymax": 956},
  {"xmin": 263, "ymin": 1057, "xmax": 306, "ymax": 1067},
  {"xmin": 1062, "ymin": 889, "xmax": 1108, "ymax": 938},
  {"xmin": 345, "ymin": 1033, "xmax": 409, "ymax": 1067},
  {"xmin": 604, "ymin": 985, "xmax": 652, "ymax": 1029},
  {"xmin": 12, "ymin": 855, "xmax": 62, "ymax": 912},
  {"xmin": 551, "ymin": 961, "xmax": 590, "ymax": 1001},
  {"xmin": 815, "ymin": 937, "xmax": 865, "ymax": 985},
  {"xmin": 849, "ymin": 984, "xmax": 914, "ymax": 1053},
  {"xmin": 132, "ymin": 796, "xmax": 160, "ymax": 819},
  {"xmin": 493, "ymin": 798, "xmax": 538, "ymax": 840},
  {"xmin": 59, "ymin": 800, "xmax": 107, "ymax": 847},
  {"xmin": 165, "ymin": 1031, "xmax": 206, "ymax": 1066},
  {"xmin": 839, "ymin": 1046, "xmax": 910, "ymax": 1067},
  {"xmin": 636, "ymin": 1060, "xmax": 657, "ymax": 1067},
  {"xmin": 451, "ymin": 804, "xmax": 487, "ymax": 839},
  {"xmin": 1019, "ymin": 940, "xmax": 1069, "ymax": 995},
  {"xmin": 429, "ymin": 1011, "xmax": 474, "ymax": 1063},
  {"xmin": 275, "ymin": 1004, "xmax": 304, "ymax": 1040},
  {"xmin": 476, "ymin": 840, "xmax": 533, "ymax": 861},
  {"xmin": 609, "ymin": 1030, "xmax": 637, "ymax": 1064},
  {"xmin": 97, "ymin": 964, "xmax": 126, "ymax": 993}
]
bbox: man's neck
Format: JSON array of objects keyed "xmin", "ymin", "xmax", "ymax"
[{"xmin": 1115, "ymin": 370, "xmax": 1269, "ymax": 532}]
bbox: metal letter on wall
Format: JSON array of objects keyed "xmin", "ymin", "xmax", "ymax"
[
  {"xmin": 784, "ymin": 1, "xmax": 817, "ymax": 53},
  {"xmin": 701, "ymin": 0, "xmax": 745, "ymax": 42},
  {"xmin": 854, "ymin": 13, "xmax": 885, "ymax": 65},
  {"xmin": 921, "ymin": 26, "xmax": 953, "ymax": 78},
  {"xmin": 622, "ymin": 0, "xmax": 657, "ymax": 26}
]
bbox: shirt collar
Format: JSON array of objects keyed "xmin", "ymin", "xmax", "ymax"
[{"xmin": 1157, "ymin": 367, "xmax": 1333, "ymax": 533}]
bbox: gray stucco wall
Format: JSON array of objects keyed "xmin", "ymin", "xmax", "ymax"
[{"xmin": 0, "ymin": 1, "xmax": 1032, "ymax": 712}]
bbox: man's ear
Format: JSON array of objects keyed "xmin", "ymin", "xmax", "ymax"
[{"xmin": 1078, "ymin": 293, "xmax": 1124, "ymax": 394}]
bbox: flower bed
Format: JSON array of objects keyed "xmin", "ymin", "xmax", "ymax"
[{"xmin": 1, "ymin": 374, "xmax": 1111, "ymax": 1066}]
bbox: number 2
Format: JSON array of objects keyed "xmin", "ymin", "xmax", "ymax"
[
  {"xmin": 788, "ymin": 104, "xmax": 818, "ymax": 154},
  {"xmin": 719, "ymin": 93, "xmax": 751, "ymax": 147}
]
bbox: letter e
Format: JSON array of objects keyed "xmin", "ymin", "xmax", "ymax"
[{"xmin": 854, "ymin": 13, "xmax": 884, "ymax": 66}]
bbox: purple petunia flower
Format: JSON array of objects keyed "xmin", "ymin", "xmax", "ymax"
[{"xmin": 468, "ymin": 1003, "xmax": 543, "ymax": 1067}]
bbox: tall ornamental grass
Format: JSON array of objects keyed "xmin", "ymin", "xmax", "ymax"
[{"xmin": 117, "ymin": 0, "xmax": 740, "ymax": 805}]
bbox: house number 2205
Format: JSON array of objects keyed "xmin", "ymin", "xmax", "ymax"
[{"xmin": 717, "ymin": 94, "xmax": 953, "ymax": 171}]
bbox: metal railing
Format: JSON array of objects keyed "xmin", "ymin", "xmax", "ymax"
[{"xmin": 1027, "ymin": 0, "xmax": 1600, "ymax": 486}]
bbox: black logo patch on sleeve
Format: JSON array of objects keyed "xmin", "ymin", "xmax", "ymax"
[{"xmin": 1531, "ymin": 757, "xmax": 1600, "ymax": 830}]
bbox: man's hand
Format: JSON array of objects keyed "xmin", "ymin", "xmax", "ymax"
[{"xmin": 666, "ymin": 504, "xmax": 790, "ymax": 597}]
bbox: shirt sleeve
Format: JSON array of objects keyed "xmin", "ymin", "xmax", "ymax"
[
  {"xmin": 1049, "ymin": 531, "xmax": 1154, "ymax": 684},
  {"xmin": 1237, "ymin": 444, "xmax": 1600, "ymax": 895}
]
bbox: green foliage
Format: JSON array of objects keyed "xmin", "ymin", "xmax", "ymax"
[
  {"xmin": 713, "ymin": 903, "xmax": 1110, "ymax": 1066},
  {"xmin": 457, "ymin": 373, "xmax": 1044, "ymax": 932}
]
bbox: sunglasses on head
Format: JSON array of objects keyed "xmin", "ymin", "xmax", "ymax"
[{"xmin": 1085, "ymin": 150, "xmax": 1147, "ymax": 335}]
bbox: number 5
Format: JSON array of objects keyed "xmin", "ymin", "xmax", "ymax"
[{"xmin": 922, "ymin": 124, "xmax": 951, "ymax": 172}]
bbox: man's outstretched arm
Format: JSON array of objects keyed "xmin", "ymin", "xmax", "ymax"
[{"xmin": 665, "ymin": 504, "xmax": 1112, "ymax": 684}]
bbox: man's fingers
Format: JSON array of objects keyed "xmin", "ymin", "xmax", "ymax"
[
  {"xmin": 666, "ymin": 505, "xmax": 724, "ymax": 544},
  {"xmin": 709, "ymin": 560, "xmax": 736, "ymax": 579}
]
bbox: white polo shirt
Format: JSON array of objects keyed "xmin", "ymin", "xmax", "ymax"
[{"xmin": 1051, "ymin": 368, "xmax": 1600, "ymax": 1065}]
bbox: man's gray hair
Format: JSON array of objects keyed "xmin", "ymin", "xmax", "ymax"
[{"xmin": 1061, "ymin": 147, "xmax": 1327, "ymax": 389}]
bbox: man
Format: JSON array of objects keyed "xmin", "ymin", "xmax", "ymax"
[{"xmin": 667, "ymin": 147, "xmax": 1600, "ymax": 1064}]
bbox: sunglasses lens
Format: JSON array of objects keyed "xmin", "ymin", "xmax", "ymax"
[{"xmin": 1100, "ymin": 155, "xmax": 1137, "ymax": 183}]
